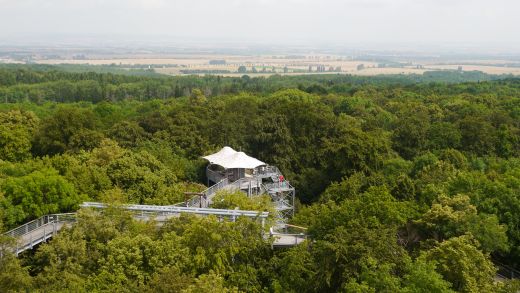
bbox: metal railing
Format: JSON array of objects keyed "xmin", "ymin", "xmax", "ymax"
[
  {"xmin": 226, "ymin": 178, "xmax": 263, "ymax": 195},
  {"xmin": 269, "ymin": 225, "xmax": 308, "ymax": 247},
  {"xmin": 205, "ymin": 178, "xmax": 230, "ymax": 197},
  {"xmin": 200, "ymin": 178, "xmax": 230, "ymax": 207},
  {"xmin": 256, "ymin": 165, "xmax": 281, "ymax": 177},
  {"xmin": 199, "ymin": 177, "xmax": 261, "ymax": 205},
  {"xmin": 263, "ymin": 180, "xmax": 294, "ymax": 192},
  {"xmin": 81, "ymin": 202, "xmax": 269, "ymax": 220},
  {"xmin": 4, "ymin": 213, "xmax": 76, "ymax": 239},
  {"xmin": 177, "ymin": 178, "xmax": 230, "ymax": 208},
  {"xmin": 3, "ymin": 199, "xmax": 305, "ymax": 256},
  {"xmin": 4, "ymin": 213, "xmax": 76, "ymax": 255},
  {"xmin": 495, "ymin": 260, "xmax": 520, "ymax": 279},
  {"xmin": 206, "ymin": 168, "xmax": 226, "ymax": 184}
]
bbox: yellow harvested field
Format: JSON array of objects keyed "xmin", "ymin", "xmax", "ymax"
[
  {"xmin": 36, "ymin": 58, "xmax": 209, "ymax": 66},
  {"xmin": 350, "ymin": 67, "xmax": 426, "ymax": 76},
  {"xmin": 426, "ymin": 64, "xmax": 520, "ymax": 75},
  {"xmin": 0, "ymin": 58, "xmax": 24, "ymax": 64},
  {"xmin": 26, "ymin": 54, "xmax": 520, "ymax": 76}
]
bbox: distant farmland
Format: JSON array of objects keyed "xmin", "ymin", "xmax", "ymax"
[{"xmin": 8, "ymin": 54, "xmax": 520, "ymax": 76}]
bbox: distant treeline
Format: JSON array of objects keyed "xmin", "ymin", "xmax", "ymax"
[
  {"xmin": 0, "ymin": 64, "xmax": 517, "ymax": 103},
  {"xmin": 180, "ymin": 69, "xmax": 231, "ymax": 74}
]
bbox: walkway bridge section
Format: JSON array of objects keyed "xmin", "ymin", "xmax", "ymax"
[
  {"xmin": 269, "ymin": 224, "xmax": 308, "ymax": 248},
  {"xmin": 3, "ymin": 202, "xmax": 304, "ymax": 256},
  {"xmin": 81, "ymin": 202, "xmax": 269, "ymax": 225},
  {"xmin": 3, "ymin": 213, "xmax": 76, "ymax": 256}
]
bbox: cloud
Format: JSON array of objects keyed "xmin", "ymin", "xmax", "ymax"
[{"xmin": 129, "ymin": 0, "xmax": 167, "ymax": 9}]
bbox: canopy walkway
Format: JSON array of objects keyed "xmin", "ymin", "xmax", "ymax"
[
  {"xmin": 4, "ymin": 150, "xmax": 306, "ymax": 256},
  {"xmin": 81, "ymin": 202, "xmax": 269, "ymax": 222},
  {"xmin": 269, "ymin": 224, "xmax": 307, "ymax": 248},
  {"xmin": 3, "ymin": 213, "xmax": 76, "ymax": 256},
  {"xmin": 3, "ymin": 202, "xmax": 305, "ymax": 256}
]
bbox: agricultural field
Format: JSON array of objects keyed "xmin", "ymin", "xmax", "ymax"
[
  {"xmin": 3, "ymin": 51, "xmax": 520, "ymax": 76},
  {"xmin": 427, "ymin": 64, "xmax": 520, "ymax": 75}
]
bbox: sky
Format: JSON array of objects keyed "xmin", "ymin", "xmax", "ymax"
[{"xmin": 0, "ymin": 0, "xmax": 519, "ymax": 51}]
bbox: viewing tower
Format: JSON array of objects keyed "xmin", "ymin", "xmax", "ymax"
[{"xmin": 190, "ymin": 146, "xmax": 296, "ymax": 220}]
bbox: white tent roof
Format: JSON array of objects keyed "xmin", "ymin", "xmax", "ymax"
[{"xmin": 203, "ymin": 146, "xmax": 265, "ymax": 169}]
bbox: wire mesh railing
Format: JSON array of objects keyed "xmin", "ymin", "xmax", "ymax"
[
  {"xmin": 206, "ymin": 168, "xmax": 226, "ymax": 184},
  {"xmin": 495, "ymin": 260, "xmax": 520, "ymax": 279},
  {"xmin": 4, "ymin": 213, "xmax": 76, "ymax": 239},
  {"xmin": 205, "ymin": 178, "xmax": 230, "ymax": 197},
  {"xmin": 256, "ymin": 165, "xmax": 281, "ymax": 176},
  {"xmin": 3, "ymin": 213, "xmax": 76, "ymax": 255},
  {"xmin": 269, "ymin": 224, "xmax": 308, "ymax": 247},
  {"xmin": 263, "ymin": 180, "xmax": 294, "ymax": 191}
]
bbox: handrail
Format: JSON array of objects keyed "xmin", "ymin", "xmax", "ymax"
[
  {"xmin": 3, "ymin": 204, "xmax": 270, "ymax": 242},
  {"xmin": 199, "ymin": 177, "xmax": 256, "ymax": 205},
  {"xmin": 4, "ymin": 213, "xmax": 76, "ymax": 238},
  {"xmin": 204, "ymin": 178, "xmax": 229, "ymax": 196},
  {"xmin": 228, "ymin": 178, "xmax": 252, "ymax": 190},
  {"xmin": 180, "ymin": 178, "xmax": 229, "ymax": 208},
  {"xmin": 269, "ymin": 226, "xmax": 307, "ymax": 237},
  {"xmin": 201, "ymin": 178, "xmax": 230, "ymax": 207},
  {"xmin": 264, "ymin": 180, "xmax": 293, "ymax": 191},
  {"xmin": 256, "ymin": 165, "xmax": 281, "ymax": 176},
  {"xmin": 271, "ymin": 232, "xmax": 307, "ymax": 237},
  {"xmin": 4, "ymin": 216, "xmax": 50, "ymax": 238},
  {"xmin": 81, "ymin": 202, "xmax": 269, "ymax": 219},
  {"xmin": 206, "ymin": 168, "xmax": 226, "ymax": 183},
  {"xmin": 2, "ymin": 200, "xmax": 301, "ymax": 256},
  {"xmin": 284, "ymin": 224, "xmax": 308, "ymax": 230},
  {"xmin": 495, "ymin": 260, "xmax": 520, "ymax": 279}
]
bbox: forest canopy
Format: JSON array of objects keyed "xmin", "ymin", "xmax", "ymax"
[{"xmin": 0, "ymin": 66, "xmax": 520, "ymax": 292}]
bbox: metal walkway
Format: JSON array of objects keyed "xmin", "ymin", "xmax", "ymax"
[
  {"xmin": 81, "ymin": 202, "xmax": 269, "ymax": 221},
  {"xmin": 269, "ymin": 225, "xmax": 307, "ymax": 248},
  {"xmin": 3, "ymin": 214, "xmax": 76, "ymax": 256},
  {"xmin": 4, "ymin": 164, "xmax": 305, "ymax": 256},
  {"xmin": 3, "ymin": 202, "xmax": 304, "ymax": 256}
]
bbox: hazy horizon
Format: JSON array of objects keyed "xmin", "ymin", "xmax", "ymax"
[{"xmin": 1, "ymin": 0, "xmax": 519, "ymax": 54}]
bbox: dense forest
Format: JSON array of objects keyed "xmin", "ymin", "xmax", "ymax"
[
  {"xmin": 1, "ymin": 65, "xmax": 520, "ymax": 292},
  {"xmin": 0, "ymin": 64, "xmax": 516, "ymax": 103}
]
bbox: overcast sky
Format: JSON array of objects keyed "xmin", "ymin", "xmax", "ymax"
[{"xmin": 1, "ymin": 0, "xmax": 519, "ymax": 51}]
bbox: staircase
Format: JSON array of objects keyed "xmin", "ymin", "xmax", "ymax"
[
  {"xmin": 262, "ymin": 180, "xmax": 296, "ymax": 221},
  {"xmin": 181, "ymin": 165, "xmax": 295, "ymax": 222},
  {"xmin": 180, "ymin": 178, "xmax": 230, "ymax": 208}
]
